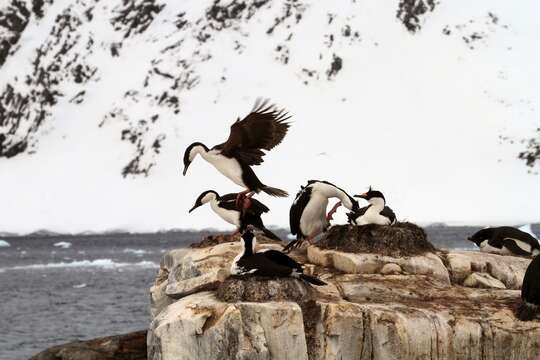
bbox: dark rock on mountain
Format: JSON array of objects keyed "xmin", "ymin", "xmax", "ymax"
[
  {"xmin": 397, "ymin": 0, "xmax": 438, "ymax": 33},
  {"xmin": 519, "ymin": 128, "xmax": 540, "ymax": 170}
]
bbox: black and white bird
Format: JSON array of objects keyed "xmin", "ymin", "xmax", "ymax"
[
  {"xmin": 182, "ymin": 99, "xmax": 291, "ymax": 207},
  {"xmin": 516, "ymin": 254, "xmax": 540, "ymax": 321},
  {"xmin": 230, "ymin": 230, "xmax": 326, "ymax": 286},
  {"xmin": 284, "ymin": 180, "xmax": 359, "ymax": 252},
  {"xmin": 189, "ymin": 190, "xmax": 281, "ymax": 240},
  {"xmin": 348, "ymin": 187, "xmax": 397, "ymax": 226},
  {"xmin": 467, "ymin": 226, "xmax": 540, "ymax": 257}
]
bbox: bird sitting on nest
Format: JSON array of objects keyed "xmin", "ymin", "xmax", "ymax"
[
  {"xmin": 189, "ymin": 190, "xmax": 281, "ymax": 241},
  {"xmin": 348, "ymin": 187, "xmax": 396, "ymax": 226},
  {"xmin": 230, "ymin": 229, "xmax": 326, "ymax": 286},
  {"xmin": 284, "ymin": 180, "xmax": 359, "ymax": 252},
  {"xmin": 182, "ymin": 98, "xmax": 291, "ymax": 208}
]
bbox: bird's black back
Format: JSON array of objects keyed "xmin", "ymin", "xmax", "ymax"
[
  {"xmin": 261, "ymin": 249, "xmax": 303, "ymax": 272},
  {"xmin": 493, "ymin": 227, "xmax": 540, "ymax": 249},
  {"xmin": 522, "ymin": 255, "xmax": 540, "ymax": 304},
  {"xmin": 289, "ymin": 185, "xmax": 312, "ymax": 238},
  {"xmin": 236, "ymin": 253, "xmax": 293, "ymax": 277}
]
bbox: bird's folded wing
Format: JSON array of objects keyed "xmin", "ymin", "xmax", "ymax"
[
  {"xmin": 502, "ymin": 238, "xmax": 531, "ymax": 256},
  {"xmin": 289, "ymin": 186, "xmax": 312, "ymax": 236},
  {"xmin": 261, "ymin": 250, "xmax": 303, "ymax": 271}
]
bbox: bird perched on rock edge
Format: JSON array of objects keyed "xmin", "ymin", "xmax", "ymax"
[{"xmin": 189, "ymin": 190, "xmax": 281, "ymax": 241}]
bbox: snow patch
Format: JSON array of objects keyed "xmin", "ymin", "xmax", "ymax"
[
  {"xmin": 0, "ymin": 240, "xmax": 11, "ymax": 247},
  {"xmin": 73, "ymin": 283, "xmax": 87, "ymax": 288}
]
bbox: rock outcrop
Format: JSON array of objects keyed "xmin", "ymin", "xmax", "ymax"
[
  {"xmin": 148, "ymin": 231, "xmax": 540, "ymax": 360},
  {"xmin": 30, "ymin": 330, "xmax": 147, "ymax": 360}
]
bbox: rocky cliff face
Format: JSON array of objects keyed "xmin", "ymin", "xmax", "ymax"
[{"xmin": 147, "ymin": 232, "xmax": 540, "ymax": 360}]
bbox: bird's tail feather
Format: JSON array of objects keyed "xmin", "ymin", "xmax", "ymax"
[
  {"xmin": 515, "ymin": 301, "xmax": 539, "ymax": 321},
  {"xmin": 300, "ymin": 274, "xmax": 326, "ymax": 286},
  {"xmin": 262, "ymin": 186, "xmax": 288, "ymax": 197},
  {"xmin": 261, "ymin": 227, "xmax": 281, "ymax": 241}
]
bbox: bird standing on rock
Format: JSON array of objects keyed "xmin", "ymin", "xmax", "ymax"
[
  {"xmin": 348, "ymin": 187, "xmax": 397, "ymax": 226},
  {"xmin": 516, "ymin": 254, "xmax": 540, "ymax": 321},
  {"xmin": 231, "ymin": 229, "xmax": 326, "ymax": 286},
  {"xmin": 284, "ymin": 180, "xmax": 359, "ymax": 252},
  {"xmin": 182, "ymin": 98, "xmax": 291, "ymax": 208},
  {"xmin": 189, "ymin": 190, "xmax": 281, "ymax": 240}
]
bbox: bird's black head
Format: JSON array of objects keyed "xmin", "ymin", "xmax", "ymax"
[
  {"xmin": 355, "ymin": 187, "xmax": 386, "ymax": 203},
  {"xmin": 467, "ymin": 228, "xmax": 493, "ymax": 247},
  {"xmin": 241, "ymin": 229, "xmax": 256, "ymax": 255},
  {"xmin": 182, "ymin": 142, "xmax": 208, "ymax": 176},
  {"xmin": 189, "ymin": 190, "xmax": 219, "ymax": 213}
]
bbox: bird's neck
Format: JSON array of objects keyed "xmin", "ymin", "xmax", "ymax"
[
  {"xmin": 209, "ymin": 198, "xmax": 220, "ymax": 211},
  {"xmin": 369, "ymin": 198, "xmax": 385, "ymax": 212},
  {"xmin": 324, "ymin": 186, "xmax": 354, "ymax": 210},
  {"xmin": 241, "ymin": 241, "xmax": 255, "ymax": 257},
  {"xmin": 193, "ymin": 145, "xmax": 209, "ymax": 158}
]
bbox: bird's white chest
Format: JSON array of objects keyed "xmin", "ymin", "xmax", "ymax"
[
  {"xmin": 211, "ymin": 201, "xmax": 240, "ymax": 227},
  {"xmin": 230, "ymin": 253, "xmax": 244, "ymax": 275},
  {"xmin": 202, "ymin": 150, "xmax": 245, "ymax": 187},
  {"xmin": 355, "ymin": 207, "xmax": 390, "ymax": 226},
  {"xmin": 300, "ymin": 194, "xmax": 328, "ymax": 236}
]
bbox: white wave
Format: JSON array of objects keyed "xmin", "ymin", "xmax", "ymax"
[
  {"xmin": 123, "ymin": 248, "xmax": 148, "ymax": 255},
  {"xmin": 73, "ymin": 283, "xmax": 87, "ymax": 288},
  {"xmin": 0, "ymin": 240, "xmax": 11, "ymax": 247},
  {"xmin": 3, "ymin": 258, "xmax": 159, "ymax": 271},
  {"xmin": 54, "ymin": 241, "xmax": 72, "ymax": 249}
]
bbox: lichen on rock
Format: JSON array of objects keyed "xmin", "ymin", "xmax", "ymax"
[{"xmin": 216, "ymin": 276, "xmax": 315, "ymax": 303}]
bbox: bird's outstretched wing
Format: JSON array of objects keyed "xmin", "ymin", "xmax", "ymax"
[{"xmin": 217, "ymin": 98, "xmax": 291, "ymax": 165}]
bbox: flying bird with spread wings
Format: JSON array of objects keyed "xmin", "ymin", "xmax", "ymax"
[{"xmin": 183, "ymin": 99, "xmax": 291, "ymax": 207}]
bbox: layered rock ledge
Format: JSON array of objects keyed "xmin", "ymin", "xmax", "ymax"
[{"xmin": 148, "ymin": 231, "xmax": 540, "ymax": 360}]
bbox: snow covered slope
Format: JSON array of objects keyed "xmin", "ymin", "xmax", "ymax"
[{"xmin": 0, "ymin": 0, "xmax": 539, "ymax": 234}]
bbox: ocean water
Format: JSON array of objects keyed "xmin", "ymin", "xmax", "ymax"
[
  {"xmin": 0, "ymin": 231, "xmax": 217, "ymax": 360},
  {"xmin": 1, "ymin": 225, "xmax": 538, "ymax": 360}
]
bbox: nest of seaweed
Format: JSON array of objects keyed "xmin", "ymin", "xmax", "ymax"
[
  {"xmin": 190, "ymin": 233, "xmax": 240, "ymax": 248},
  {"xmin": 216, "ymin": 275, "xmax": 315, "ymax": 303},
  {"xmin": 316, "ymin": 222, "xmax": 435, "ymax": 257}
]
